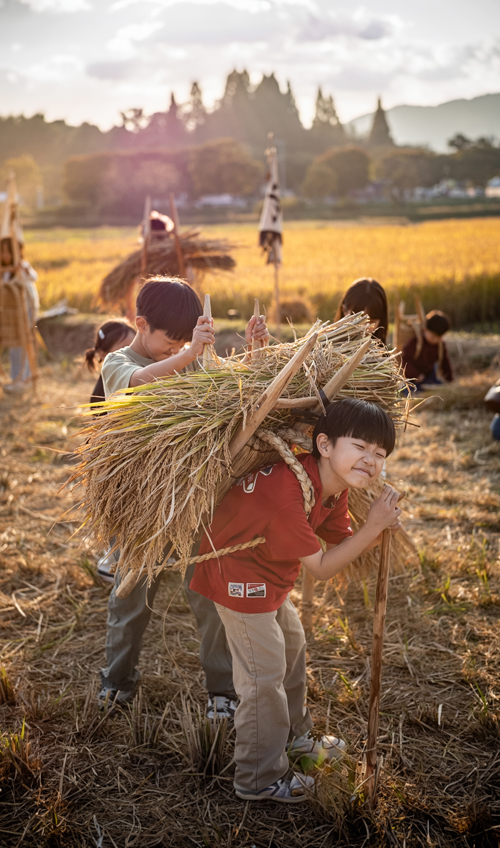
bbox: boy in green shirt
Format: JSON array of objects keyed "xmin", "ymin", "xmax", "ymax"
[{"xmin": 99, "ymin": 277, "xmax": 269, "ymax": 719}]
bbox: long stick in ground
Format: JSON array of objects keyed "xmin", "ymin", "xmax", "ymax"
[
  {"xmin": 365, "ymin": 492, "xmax": 405, "ymax": 803},
  {"xmin": 273, "ymin": 256, "xmax": 281, "ymax": 341},
  {"xmin": 169, "ymin": 192, "xmax": 186, "ymax": 278}
]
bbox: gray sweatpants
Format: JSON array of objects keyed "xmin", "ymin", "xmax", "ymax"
[{"xmin": 100, "ymin": 561, "xmax": 235, "ymax": 699}]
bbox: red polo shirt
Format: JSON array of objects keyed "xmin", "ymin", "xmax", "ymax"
[{"xmin": 190, "ymin": 454, "xmax": 352, "ymax": 613}]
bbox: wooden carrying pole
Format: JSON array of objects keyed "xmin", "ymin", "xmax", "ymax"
[
  {"xmin": 273, "ymin": 253, "xmax": 281, "ymax": 341},
  {"xmin": 202, "ymin": 294, "xmax": 216, "ymax": 369},
  {"xmin": 169, "ymin": 192, "xmax": 186, "ymax": 278},
  {"xmin": 229, "ymin": 332, "xmax": 317, "ymax": 461},
  {"xmin": 126, "ymin": 196, "xmax": 150, "ymax": 321},
  {"xmin": 365, "ymin": 492, "xmax": 405, "ymax": 804}
]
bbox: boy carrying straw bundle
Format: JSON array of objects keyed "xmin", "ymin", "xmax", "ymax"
[
  {"xmin": 190, "ymin": 398, "xmax": 402, "ymax": 803},
  {"xmin": 98, "ymin": 277, "xmax": 269, "ymax": 717}
]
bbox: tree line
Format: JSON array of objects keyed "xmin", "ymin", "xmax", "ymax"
[
  {"xmin": 1, "ymin": 68, "xmax": 499, "ymax": 212},
  {"xmin": 0, "ymin": 71, "xmax": 346, "ymax": 204}
]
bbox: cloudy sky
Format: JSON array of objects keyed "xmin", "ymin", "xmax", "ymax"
[{"xmin": 1, "ymin": 0, "xmax": 499, "ymax": 128}]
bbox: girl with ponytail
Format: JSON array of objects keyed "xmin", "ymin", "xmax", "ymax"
[{"xmin": 86, "ymin": 320, "xmax": 135, "ymax": 409}]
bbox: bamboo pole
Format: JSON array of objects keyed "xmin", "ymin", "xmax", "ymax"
[
  {"xmin": 301, "ymin": 569, "xmax": 316, "ymax": 632},
  {"xmin": 273, "ymin": 254, "xmax": 281, "ymax": 341},
  {"xmin": 202, "ymin": 294, "xmax": 216, "ymax": 369},
  {"xmin": 394, "ymin": 291, "xmax": 401, "ymax": 352},
  {"xmin": 414, "ymin": 293, "xmax": 426, "ymax": 327},
  {"xmin": 169, "ymin": 192, "xmax": 186, "ymax": 278},
  {"xmin": 365, "ymin": 492, "xmax": 405, "ymax": 804},
  {"xmin": 126, "ymin": 196, "xmax": 150, "ymax": 321},
  {"xmin": 141, "ymin": 195, "xmax": 151, "ymax": 277}
]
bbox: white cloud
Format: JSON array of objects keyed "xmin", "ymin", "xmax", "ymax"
[
  {"xmin": 107, "ymin": 21, "xmax": 165, "ymax": 57},
  {"xmin": 19, "ymin": 0, "xmax": 91, "ymax": 10},
  {"xmin": 0, "ymin": 0, "xmax": 499, "ymax": 129}
]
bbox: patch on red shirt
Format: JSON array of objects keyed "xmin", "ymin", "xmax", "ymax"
[
  {"xmin": 241, "ymin": 466, "xmax": 273, "ymax": 493},
  {"xmin": 246, "ymin": 582, "xmax": 266, "ymax": 598}
]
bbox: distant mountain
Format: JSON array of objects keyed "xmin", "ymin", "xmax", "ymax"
[{"xmin": 346, "ymin": 93, "xmax": 500, "ymax": 152}]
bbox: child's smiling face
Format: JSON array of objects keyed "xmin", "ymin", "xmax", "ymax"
[{"xmin": 316, "ymin": 435, "xmax": 387, "ymax": 491}]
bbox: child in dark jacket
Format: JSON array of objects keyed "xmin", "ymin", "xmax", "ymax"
[{"xmin": 402, "ymin": 310, "xmax": 453, "ymax": 389}]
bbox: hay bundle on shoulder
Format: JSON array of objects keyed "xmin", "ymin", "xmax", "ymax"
[{"xmin": 72, "ymin": 313, "xmax": 408, "ymax": 593}]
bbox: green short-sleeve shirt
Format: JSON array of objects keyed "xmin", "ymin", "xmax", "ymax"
[
  {"xmin": 101, "ymin": 347, "xmax": 153, "ymax": 398},
  {"xmin": 101, "ymin": 346, "xmax": 198, "ymax": 399}
]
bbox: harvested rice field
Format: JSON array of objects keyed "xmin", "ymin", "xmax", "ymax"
[
  {"xmin": 0, "ymin": 335, "xmax": 499, "ymax": 847},
  {"xmin": 26, "ymin": 218, "xmax": 500, "ymax": 328}
]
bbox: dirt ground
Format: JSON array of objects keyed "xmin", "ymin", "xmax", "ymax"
[{"xmin": 0, "ymin": 340, "xmax": 499, "ymax": 848}]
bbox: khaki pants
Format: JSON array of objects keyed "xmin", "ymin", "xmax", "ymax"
[{"xmin": 215, "ymin": 597, "xmax": 312, "ymax": 792}]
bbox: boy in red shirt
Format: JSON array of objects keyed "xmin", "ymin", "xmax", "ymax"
[{"xmin": 190, "ymin": 398, "xmax": 401, "ymax": 803}]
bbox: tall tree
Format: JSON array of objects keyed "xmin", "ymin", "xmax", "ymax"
[
  {"xmin": 311, "ymin": 88, "xmax": 345, "ymax": 150},
  {"xmin": 188, "ymin": 138, "xmax": 262, "ymax": 197},
  {"xmin": 368, "ymin": 97, "xmax": 394, "ymax": 148},
  {"xmin": 141, "ymin": 94, "xmax": 187, "ymax": 148},
  {"xmin": 315, "ymin": 146, "xmax": 370, "ymax": 196},
  {"xmin": 252, "ymin": 74, "xmax": 305, "ymax": 149},
  {"xmin": 184, "ymin": 82, "xmax": 208, "ymax": 140},
  {"xmin": 208, "ymin": 70, "xmax": 260, "ymax": 144}
]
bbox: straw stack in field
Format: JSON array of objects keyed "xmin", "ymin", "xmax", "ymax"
[
  {"xmin": 99, "ymin": 231, "xmax": 235, "ymax": 308},
  {"xmin": 72, "ymin": 313, "xmax": 408, "ymax": 591}
]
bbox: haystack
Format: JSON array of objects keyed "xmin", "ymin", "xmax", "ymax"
[
  {"xmin": 99, "ymin": 230, "xmax": 235, "ymax": 309},
  {"xmin": 72, "ymin": 312, "xmax": 409, "ymax": 595},
  {"xmin": 0, "ymin": 175, "xmax": 38, "ymax": 386}
]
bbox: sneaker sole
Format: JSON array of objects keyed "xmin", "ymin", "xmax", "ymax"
[
  {"xmin": 235, "ymin": 789, "xmax": 308, "ymax": 803},
  {"xmin": 97, "ymin": 573, "xmax": 115, "ymax": 585}
]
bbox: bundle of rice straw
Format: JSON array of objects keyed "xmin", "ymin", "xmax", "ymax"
[
  {"xmin": 99, "ymin": 231, "xmax": 235, "ymax": 308},
  {"xmin": 72, "ymin": 313, "xmax": 408, "ymax": 591}
]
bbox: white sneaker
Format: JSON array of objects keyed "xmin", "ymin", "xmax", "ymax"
[
  {"xmin": 288, "ymin": 732, "xmax": 346, "ymax": 764},
  {"xmin": 3, "ymin": 382, "xmax": 26, "ymax": 395},
  {"xmin": 206, "ymin": 694, "xmax": 238, "ymax": 724},
  {"xmin": 235, "ymin": 770, "xmax": 315, "ymax": 803},
  {"xmin": 97, "ymin": 550, "xmax": 117, "ymax": 585}
]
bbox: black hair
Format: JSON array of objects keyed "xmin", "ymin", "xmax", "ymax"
[
  {"xmin": 425, "ymin": 310, "xmax": 450, "ymax": 337},
  {"xmin": 85, "ymin": 320, "xmax": 135, "ymax": 371},
  {"xmin": 1, "ymin": 237, "xmax": 14, "ymax": 266},
  {"xmin": 334, "ymin": 278, "xmax": 388, "ymax": 345},
  {"xmin": 311, "ymin": 398, "xmax": 396, "ymax": 459},
  {"xmin": 136, "ymin": 277, "xmax": 203, "ymax": 339}
]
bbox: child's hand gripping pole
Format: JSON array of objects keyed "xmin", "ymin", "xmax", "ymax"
[
  {"xmin": 365, "ymin": 491, "xmax": 406, "ymax": 805},
  {"xmin": 250, "ymin": 298, "xmax": 267, "ymax": 359},
  {"xmin": 202, "ymin": 294, "xmax": 216, "ymax": 369}
]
